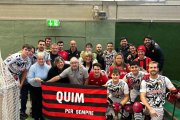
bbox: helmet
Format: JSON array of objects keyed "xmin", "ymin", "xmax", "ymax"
[
  {"xmin": 124, "ymin": 104, "xmax": 133, "ymax": 113},
  {"xmin": 137, "ymin": 45, "xmax": 146, "ymax": 52},
  {"xmin": 132, "ymin": 102, "xmax": 143, "ymax": 113}
]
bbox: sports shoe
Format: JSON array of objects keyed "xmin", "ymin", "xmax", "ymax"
[{"xmin": 20, "ymin": 112, "xmax": 28, "ymax": 119}]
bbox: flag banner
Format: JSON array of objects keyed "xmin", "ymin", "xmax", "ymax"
[{"xmin": 41, "ymin": 82, "xmax": 107, "ymax": 120}]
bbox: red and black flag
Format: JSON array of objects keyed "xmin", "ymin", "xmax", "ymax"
[{"xmin": 41, "ymin": 82, "xmax": 107, "ymax": 120}]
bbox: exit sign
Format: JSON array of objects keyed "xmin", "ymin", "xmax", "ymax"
[{"xmin": 47, "ymin": 19, "xmax": 60, "ymax": 27}]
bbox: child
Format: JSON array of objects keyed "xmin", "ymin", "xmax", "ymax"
[
  {"xmin": 105, "ymin": 68, "xmax": 129, "ymax": 119},
  {"xmin": 123, "ymin": 61, "xmax": 146, "ymax": 120}
]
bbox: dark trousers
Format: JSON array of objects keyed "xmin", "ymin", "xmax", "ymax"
[
  {"xmin": 31, "ymin": 87, "xmax": 44, "ymax": 120},
  {"xmin": 20, "ymin": 83, "xmax": 33, "ymax": 113}
]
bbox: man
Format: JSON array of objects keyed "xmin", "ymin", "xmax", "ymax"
[
  {"xmin": 27, "ymin": 52, "xmax": 50, "ymax": 120},
  {"xmin": 50, "ymin": 43, "xmax": 60, "ymax": 66},
  {"xmin": 105, "ymin": 68, "xmax": 129, "ymax": 119},
  {"xmin": 4, "ymin": 44, "xmax": 32, "ymax": 86},
  {"xmin": 88, "ymin": 63, "xmax": 108, "ymax": 86},
  {"xmin": 95, "ymin": 44, "xmax": 105, "ymax": 70},
  {"xmin": 45, "ymin": 37, "xmax": 52, "ymax": 52},
  {"xmin": 116, "ymin": 37, "xmax": 130, "ymax": 63},
  {"xmin": 123, "ymin": 61, "xmax": 146, "ymax": 120},
  {"xmin": 4, "ymin": 44, "xmax": 32, "ymax": 119},
  {"xmin": 103, "ymin": 42, "xmax": 117, "ymax": 71},
  {"xmin": 66, "ymin": 40, "xmax": 80, "ymax": 61},
  {"xmin": 140, "ymin": 61, "xmax": 176, "ymax": 120},
  {"xmin": 47, "ymin": 57, "xmax": 88, "ymax": 85},
  {"xmin": 143, "ymin": 35, "xmax": 164, "ymax": 72},
  {"xmin": 35, "ymin": 40, "xmax": 51, "ymax": 66},
  {"xmin": 57, "ymin": 40, "xmax": 68, "ymax": 61},
  {"xmin": 134, "ymin": 45, "xmax": 152, "ymax": 72},
  {"xmin": 126, "ymin": 44, "xmax": 138, "ymax": 64}
]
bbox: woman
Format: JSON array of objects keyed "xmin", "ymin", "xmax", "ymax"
[
  {"xmin": 108, "ymin": 53, "xmax": 130, "ymax": 79},
  {"xmin": 80, "ymin": 51, "xmax": 97, "ymax": 73},
  {"xmin": 46, "ymin": 56, "xmax": 70, "ymax": 83},
  {"xmin": 27, "ymin": 52, "xmax": 50, "ymax": 120}
]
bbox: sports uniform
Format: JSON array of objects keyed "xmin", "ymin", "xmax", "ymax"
[
  {"xmin": 103, "ymin": 50, "xmax": 117, "ymax": 72},
  {"xmin": 140, "ymin": 75, "xmax": 175, "ymax": 120},
  {"xmin": 123, "ymin": 71, "xmax": 145, "ymax": 102},
  {"xmin": 105, "ymin": 79, "xmax": 129, "ymax": 117},
  {"xmin": 4, "ymin": 53, "xmax": 31, "ymax": 80}
]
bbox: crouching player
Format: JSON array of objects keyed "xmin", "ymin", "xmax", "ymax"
[
  {"xmin": 105, "ymin": 68, "xmax": 129, "ymax": 119},
  {"xmin": 123, "ymin": 61, "xmax": 147, "ymax": 119},
  {"xmin": 140, "ymin": 61, "xmax": 177, "ymax": 120}
]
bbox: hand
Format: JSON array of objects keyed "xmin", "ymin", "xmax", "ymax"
[
  {"xmin": 149, "ymin": 108, "xmax": 158, "ymax": 117},
  {"xmin": 127, "ymin": 77, "xmax": 134, "ymax": 89},
  {"xmin": 127, "ymin": 55, "xmax": 131, "ymax": 60},
  {"xmin": 34, "ymin": 77, "xmax": 42, "ymax": 82}
]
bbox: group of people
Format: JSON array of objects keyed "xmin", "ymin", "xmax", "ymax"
[{"xmin": 3, "ymin": 36, "xmax": 179, "ymax": 120}]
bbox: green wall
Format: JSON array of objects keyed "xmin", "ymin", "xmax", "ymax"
[
  {"xmin": 0, "ymin": 20, "xmax": 115, "ymax": 59},
  {"xmin": 115, "ymin": 22, "xmax": 180, "ymax": 80},
  {"xmin": 1, "ymin": 20, "xmax": 179, "ymax": 80}
]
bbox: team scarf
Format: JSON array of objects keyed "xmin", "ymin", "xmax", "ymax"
[{"xmin": 41, "ymin": 82, "xmax": 107, "ymax": 120}]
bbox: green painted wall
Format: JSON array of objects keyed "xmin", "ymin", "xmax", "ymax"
[
  {"xmin": 1, "ymin": 20, "xmax": 179, "ymax": 80},
  {"xmin": 115, "ymin": 22, "xmax": 180, "ymax": 80},
  {"xmin": 0, "ymin": 20, "xmax": 115, "ymax": 59}
]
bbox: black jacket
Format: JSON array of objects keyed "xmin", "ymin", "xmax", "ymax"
[
  {"xmin": 46, "ymin": 64, "xmax": 70, "ymax": 83},
  {"xmin": 145, "ymin": 41, "xmax": 164, "ymax": 71}
]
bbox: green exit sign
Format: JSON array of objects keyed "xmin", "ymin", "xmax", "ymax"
[{"xmin": 47, "ymin": 19, "xmax": 60, "ymax": 27}]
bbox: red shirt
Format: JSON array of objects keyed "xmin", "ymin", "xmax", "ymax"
[
  {"xmin": 88, "ymin": 71, "xmax": 108, "ymax": 86},
  {"xmin": 134, "ymin": 56, "xmax": 152, "ymax": 72},
  {"xmin": 58, "ymin": 50, "xmax": 68, "ymax": 61},
  {"xmin": 108, "ymin": 64, "xmax": 130, "ymax": 79}
]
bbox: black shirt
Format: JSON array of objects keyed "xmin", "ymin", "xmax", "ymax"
[
  {"xmin": 46, "ymin": 64, "xmax": 70, "ymax": 83},
  {"xmin": 66, "ymin": 48, "xmax": 80, "ymax": 61}
]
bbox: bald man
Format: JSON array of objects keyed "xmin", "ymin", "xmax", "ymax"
[
  {"xmin": 66, "ymin": 40, "xmax": 80, "ymax": 61},
  {"xmin": 47, "ymin": 57, "xmax": 88, "ymax": 85}
]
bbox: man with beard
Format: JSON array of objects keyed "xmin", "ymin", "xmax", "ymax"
[
  {"xmin": 45, "ymin": 37, "xmax": 52, "ymax": 53},
  {"xmin": 140, "ymin": 61, "xmax": 176, "ymax": 120},
  {"xmin": 116, "ymin": 37, "xmax": 130, "ymax": 63},
  {"xmin": 143, "ymin": 35, "xmax": 164, "ymax": 72},
  {"xmin": 95, "ymin": 44, "xmax": 105, "ymax": 70},
  {"xmin": 35, "ymin": 40, "xmax": 51, "ymax": 66},
  {"xmin": 103, "ymin": 42, "xmax": 117, "ymax": 72}
]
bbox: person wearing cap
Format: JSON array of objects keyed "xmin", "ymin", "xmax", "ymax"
[
  {"xmin": 134, "ymin": 45, "xmax": 152, "ymax": 72},
  {"xmin": 143, "ymin": 35, "xmax": 164, "ymax": 72},
  {"xmin": 116, "ymin": 37, "xmax": 130, "ymax": 63}
]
